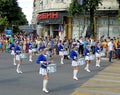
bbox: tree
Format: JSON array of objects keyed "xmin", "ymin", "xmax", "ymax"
[
  {"xmin": 118, "ymin": 9, "xmax": 120, "ymax": 21},
  {"xmin": 69, "ymin": 0, "xmax": 102, "ymax": 38},
  {"xmin": 0, "ymin": 0, "xmax": 28, "ymax": 33},
  {"xmin": 117, "ymin": 0, "xmax": 120, "ymax": 22},
  {"xmin": 117, "ymin": 0, "xmax": 120, "ymax": 8},
  {"xmin": 0, "ymin": 17, "xmax": 9, "ymax": 32}
]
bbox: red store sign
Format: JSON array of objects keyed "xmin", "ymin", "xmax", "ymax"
[{"xmin": 37, "ymin": 12, "xmax": 59, "ymax": 20}]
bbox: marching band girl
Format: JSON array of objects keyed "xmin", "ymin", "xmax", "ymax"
[
  {"xmin": 84, "ymin": 45, "xmax": 91, "ymax": 72},
  {"xmin": 27, "ymin": 40, "xmax": 33, "ymax": 62},
  {"xmin": 95, "ymin": 43, "xmax": 101, "ymax": 67},
  {"xmin": 14, "ymin": 41, "xmax": 23, "ymax": 74},
  {"xmin": 58, "ymin": 40, "xmax": 65, "ymax": 64},
  {"xmin": 10, "ymin": 43, "xmax": 16, "ymax": 65},
  {"xmin": 36, "ymin": 46, "xmax": 51, "ymax": 93},
  {"xmin": 69, "ymin": 43, "xmax": 79, "ymax": 80}
]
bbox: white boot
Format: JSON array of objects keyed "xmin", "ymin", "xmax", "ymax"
[
  {"xmin": 98, "ymin": 60, "xmax": 101, "ymax": 67},
  {"xmin": 61, "ymin": 57, "xmax": 64, "ymax": 64},
  {"xmin": 42, "ymin": 80, "xmax": 49, "ymax": 93},
  {"xmin": 16, "ymin": 64, "xmax": 22, "ymax": 74},
  {"xmin": 96, "ymin": 60, "xmax": 100, "ymax": 67},
  {"xmin": 73, "ymin": 70, "xmax": 78, "ymax": 80},
  {"xmin": 29, "ymin": 55, "xmax": 33, "ymax": 62},
  {"xmin": 13, "ymin": 58, "xmax": 16, "ymax": 65},
  {"xmin": 85, "ymin": 64, "xmax": 90, "ymax": 72},
  {"xmin": 96, "ymin": 60, "xmax": 99, "ymax": 67}
]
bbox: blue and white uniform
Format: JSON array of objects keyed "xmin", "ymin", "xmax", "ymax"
[
  {"xmin": 95, "ymin": 46, "xmax": 101, "ymax": 58},
  {"xmin": 70, "ymin": 50, "xmax": 78, "ymax": 66},
  {"xmin": 58, "ymin": 44, "xmax": 64, "ymax": 56},
  {"xmin": 14, "ymin": 45, "xmax": 22, "ymax": 60},
  {"xmin": 84, "ymin": 48, "xmax": 90, "ymax": 60},
  {"xmin": 36, "ymin": 54, "xmax": 50, "ymax": 75},
  {"xmin": 28, "ymin": 42, "xmax": 33, "ymax": 53},
  {"xmin": 10, "ymin": 43, "xmax": 15, "ymax": 55},
  {"xmin": 38, "ymin": 45, "xmax": 46, "ymax": 51}
]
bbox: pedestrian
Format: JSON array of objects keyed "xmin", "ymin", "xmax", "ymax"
[
  {"xmin": 36, "ymin": 46, "xmax": 52, "ymax": 93},
  {"xmin": 0, "ymin": 39, "xmax": 3, "ymax": 52},
  {"xmin": 116, "ymin": 42, "xmax": 120, "ymax": 59},
  {"xmin": 14, "ymin": 41, "xmax": 23, "ymax": 74},
  {"xmin": 95, "ymin": 43, "xmax": 101, "ymax": 67},
  {"xmin": 27, "ymin": 40, "xmax": 33, "ymax": 62},
  {"xmin": 57, "ymin": 40, "xmax": 65, "ymax": 64},
  {"xmin": 10, "ymin": 42, "xmax": 16, "ymax": 65},
  {"xmin": 108, "ymin": 39, "xmax": 114, "ymax": 63},
  {"xmin": 84, "ymin": 44, "xmax": 91, "ymax": 72},
  {"xmin": 69, "ymin": 43, "xmax": 79, "ymax": 80}
]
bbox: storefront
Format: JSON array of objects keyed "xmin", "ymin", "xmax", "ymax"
[
  {"xmin": 37, "ymin": 11, "xmax": 68, "ymax": 39},
  {"xmin": 72, "ymin": 10, "xmax": 120, "ymax": 40}
]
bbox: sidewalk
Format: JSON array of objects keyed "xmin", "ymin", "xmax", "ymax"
[{"xmin": 71, "ymin": 59, "xmax": 120, "ymax": 95}]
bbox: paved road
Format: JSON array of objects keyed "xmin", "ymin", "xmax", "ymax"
[
  {"xmin": 71, "ymin": 60, "xmax": 120, "ymax": 95},
  {"xmin": 0, "ymin": 53, "xmax": 111, "ymax": 95}
]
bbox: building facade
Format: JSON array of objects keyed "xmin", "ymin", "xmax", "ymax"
[
  {"xmin": 32, "ymin": 0, "xmax": 120, "ymax": 40},
  {"xmin": 32, "ymin": 0, "xmax": 72, "ymax": 40}
]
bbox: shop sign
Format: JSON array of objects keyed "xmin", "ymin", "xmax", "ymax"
[{"xmin": 37, "ymin": 12, "xmax": 59, "ymax": 20}]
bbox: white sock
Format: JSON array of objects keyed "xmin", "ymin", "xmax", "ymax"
[
  {"xmin": 17, "ymin": 64, "xmax": 20, "ymax": 71},
  {"xmin": 29, "ymin": 55, "xmax": 32, "ymax": 62},
  {"xmin": 96, "ymin": 60, "xmax": 99, "ymax": 66},
  {"xmin": 43, "ymin": 80, "xmax": 48, "ymax": 90},
  {"xmin": 61, "ymin": 57, "xmax": 64, "ymax": 64},
  {"xmin": 98, "ymin": 60, "xmax": 100, "ymax": 66},
  {"xmin": 13, "ymin": 58, "xmax": 16, "ymax": 64},
  {"xmin": 86, "ymin": 64, "xmax": 89, "ymax": 70},
  {"xmin": 29, "ymin": 55, "xmax": 32, "ymax": 60},
  {"xmin": 73, "ymin": 70, "xmax": 78, "ymax": 78}
]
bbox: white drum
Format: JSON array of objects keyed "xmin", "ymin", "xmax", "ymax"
[
  {"xmin": 64, "ymin": 50, "xmax": 69, "ymax": 55},
  {"xmin": 77, "ymin": 58, "xmax": 85, "ymax": 66},
  {"xmin": 11, "ymin": 50, "xmax": 15, "ymax": 55},
  {"xmin": 47, "ymin": 64, "xmax": 56, "ymax": 73},
  {"xmin": 32, "ymin": 48, "xmax": 37, "ymax": 52},
  {"xmin": 100, "ymin": 52, "xmax": 106, "ymax": 57},
  {"xmin": 20, "ymin": 53, "xmax": 27, "ymax": 59},
  {"xmin": 46, "ymin": 51, "xmax": 51, "ymax": 57},
  {"xmin": 89, "ymin": 54, "xmax": 95, "ymax": 60}
]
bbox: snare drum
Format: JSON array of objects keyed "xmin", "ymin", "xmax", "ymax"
[
  {"xmin": 47, "ymin": 64, "xmax": 56, "ymax": 73},
  {"xmin": 11, "ymin": 50, "xmax": 15, "ymax": 55},
  {"xmin": 64, "ymin": 50, "xmax": 68, "ymax": 55},
  {"xmin": 20, "ymin": 53, "xmax": 27, "ymax": 59},
  {"xmin": 77, "ymin": 58, "xmax": 85, "ymax": 66},
  {"xmin": 32, "ymin": 48, "xmax": 37, "ymax": 52},
  {"xmin": 100, "ymin": 52, "xmax": 105, "ymax": 57},
  {"xmin": 89, "ymin": 54, "xmax": 95, "ymax": 60}
]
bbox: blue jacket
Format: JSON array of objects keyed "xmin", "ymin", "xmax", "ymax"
[
  {"xmin": 28, "ymin": 42, "xmax": 32, "ymax": 50},
  {"xmin": 10, "ymin": 43, "xmax": 15, "ymax": 50},
  {"xmin": 70, "ymin": 50, "xmax": 78, "ymax": 60},
  {"xmin": 58, "ymin": 44, "xmax": 64, "ymax": 51},
  {"xmin": 14, "ymin": 45, "xmax": 22, "ymax": 55},
  {"xmin": 36, "ymin": 54, "xmax": 50, "ymax": 69},
  {"xmin": 95, "ymin": 46, "xmax": 100, "ymax": 53},
  {"xmin": 84, "ymin": 48, "xmax": 90, "ymax": 56}
]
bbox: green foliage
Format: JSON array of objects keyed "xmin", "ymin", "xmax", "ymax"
[
  {"xmin": 69, "ymin": 0, "xmax": 102, "ymax": 38},
  {"xmin": 69, "ymin": 0, "xmax": 83, "ymax": 16},
  {"xmin": 69, "ymin": 0, "xmax": 102, "ymax": 16},
  {"xmin": 0, "ymin": 17, "xmax": 9, "ymax": 32},
  {"xmin": 116, "ymin": 0, "xmax": 120, "ymax": 8},
  {"xmin": 118, "ymin": 9, "xmax": 120, "ymax": 21},
  {"xmin": 0, "ymin": 0, "xmax": 28, "ymax": 33}
]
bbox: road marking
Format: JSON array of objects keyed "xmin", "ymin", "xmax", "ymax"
[{"xmin": 74, "ymin": 88, "xmax": 120, "ymax": 95}]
